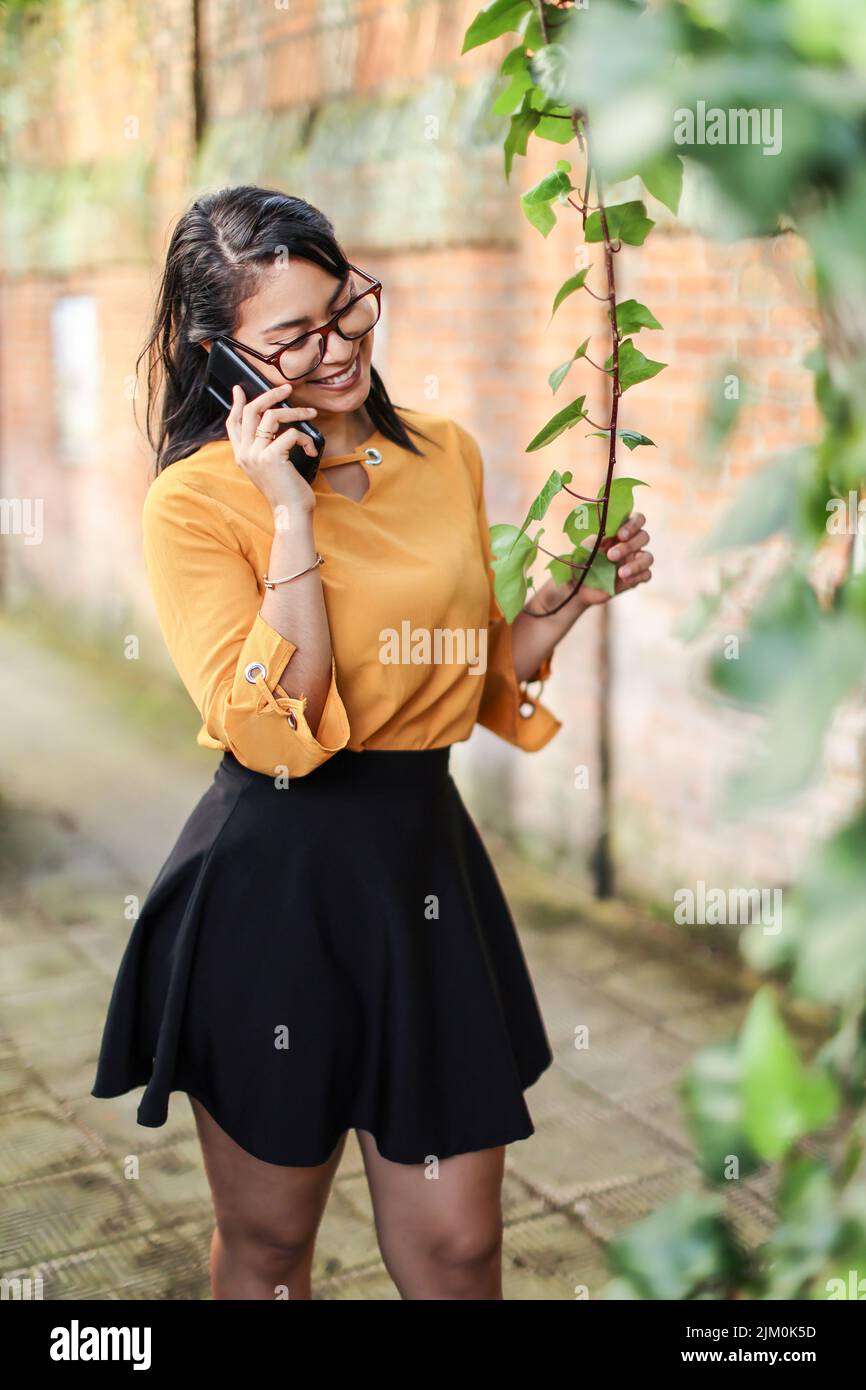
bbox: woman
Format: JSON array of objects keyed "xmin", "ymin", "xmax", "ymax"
[{"xmin": 91, "ymin": 185, "xmax": 654, "ymax": 1301}]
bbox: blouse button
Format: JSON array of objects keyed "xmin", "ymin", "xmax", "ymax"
[
  {"xmin": 364, "ymin": 447, "xmax": 383, "ymax": 466},
  {"xmin": 287, "ymin": 710, "xmax": 298, "ymax": 730},
  {"xmin": 244, "ymin": 661, "xmax": 267, "ymax": 683}
]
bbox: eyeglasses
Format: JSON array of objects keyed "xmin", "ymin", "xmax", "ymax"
[{"xmin": 219, "ymin": 263, "xmax": 382, "ymax": 383}]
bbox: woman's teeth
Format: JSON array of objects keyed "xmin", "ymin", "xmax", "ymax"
[{"xmin": 316, "ymin": 358, "xmax": 359, "ymax": 387}]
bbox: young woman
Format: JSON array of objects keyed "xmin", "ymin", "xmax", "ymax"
[{"xmin": 91, "ymin": 185, "xmax": 654, "ymax": 1301}]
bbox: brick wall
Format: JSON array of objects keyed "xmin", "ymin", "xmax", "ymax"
[{"xmin": 2, "ymin": 0, "xmax": 861, "ymax": 903}]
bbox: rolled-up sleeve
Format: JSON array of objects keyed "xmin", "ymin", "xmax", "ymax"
[
  {"xmin": 142, "ymin": 474, "xmax": 350, "ymax": 777},
  {"xmin": 457, "ymin": 425, "xmax": 562, "ymax": 753}
]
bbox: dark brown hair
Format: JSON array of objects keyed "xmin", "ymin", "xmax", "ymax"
[{"xmin": 137, "ymin": 185, "xmax": 431, "ymax": 473}]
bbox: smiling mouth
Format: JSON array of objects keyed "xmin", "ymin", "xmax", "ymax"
[{"xmin": 309, "ymin": 355, "xmax": 361, "ymax": 387}]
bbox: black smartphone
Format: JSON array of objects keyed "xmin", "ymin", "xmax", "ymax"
[{"xmin": 204, "ymin": 338, "xmax": 325, "ymax": 484}]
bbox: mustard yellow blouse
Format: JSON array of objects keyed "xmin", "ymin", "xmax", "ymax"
[{"xmin": 141, "ymin": 409, "xmax": 561, "ymax": 777}]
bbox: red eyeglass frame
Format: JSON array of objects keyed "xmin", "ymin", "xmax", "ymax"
[{"xmin": 217, "ymin": 263, "xmax": 382, "ymax": 382}]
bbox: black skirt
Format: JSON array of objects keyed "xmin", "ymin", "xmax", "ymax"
[{"xmin": 91, "ymin": 746, "xmax": 553, "ymax": 1167}]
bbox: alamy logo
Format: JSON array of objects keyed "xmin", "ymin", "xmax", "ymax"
[
  {"xmin": 1, "ymin": 1275, "xmax": 43, "ymax": 1299},
  {"xmin": 379, "ymin": 622, "xmax": 487, "ymax": 674},
  {"xmin": 825, "ymin": 1270, "xmax": 866, "ymax": 1300},
  {"xmin": 826, "ymin": 493, "xmax": 866, "ymax": 534},
  {"xmin": 0, "ymin": 497, "xmax": 43, "ymax": 545},
  {"xmin": 673, "ymin": 880, "xmax": 782, "ymax": 935},
  {"xmin": 674, "ymin": 101, "xmax": 783, "ymax": 156},
  {"xmin": 49, "ymin": 1320, "xmax": 152, "ymax": 1371}
]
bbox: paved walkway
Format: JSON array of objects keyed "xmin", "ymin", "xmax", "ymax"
[{"xmin": 0, "ymin": 618, "xmax": 775, "ymax": 1299}]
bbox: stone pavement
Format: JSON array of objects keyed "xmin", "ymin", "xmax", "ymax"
[{"xmin": 0, "ymin": 617, "xmax": 777, "ymax": 1300}]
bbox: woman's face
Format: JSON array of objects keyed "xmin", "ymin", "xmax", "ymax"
[{"xmin": 225, "ymin": 258, "xmax": 375, "ymax": 417}]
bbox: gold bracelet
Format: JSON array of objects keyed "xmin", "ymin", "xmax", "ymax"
[{"xmin": 263, "ymin": 553, "xmax": 325, "ymax": 589}]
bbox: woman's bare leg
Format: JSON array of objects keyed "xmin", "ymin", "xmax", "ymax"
[
  {"xmin": 357, "ymin": 1130, "xmax": 505, "ymax": 1299},
  {"xmin": 189, "ymin": 1097, "xmax": 346, "ymax": 1300}
]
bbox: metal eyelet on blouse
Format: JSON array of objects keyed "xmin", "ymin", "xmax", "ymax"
[
  {"xmin": 364, "ymin": 447, "xmax": 383, "ymax": 466},
  {"xmin": 244, "ymin": 661, "xmax": 267, "ymax": 684},
  {"xmin": 287, "ymin": 711, "xmax": 298, "ymax": 730},
  {"xmin": 520, "ymin": 678, "xmax": 544, "ymax": 713},
  {"xmin": 519, "ymin": 681, "xmax": 542, "ymax": 719}
]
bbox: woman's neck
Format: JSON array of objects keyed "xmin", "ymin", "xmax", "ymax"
[{"xmin": 316, "ymin": 404, "xmax": 376, "ymax": 457}]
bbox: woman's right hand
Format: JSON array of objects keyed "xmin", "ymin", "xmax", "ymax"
[{"xmin": 226, "ymin": 382, "xmax": 320, "ymax": 514}]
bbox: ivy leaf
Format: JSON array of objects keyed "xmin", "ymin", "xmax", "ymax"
[
  {"xmin": 582, "ymin": 548, "xmax": 618, "ymax": 595},
  {"xmin": 605, "ymin": 338, "xmax": 667, "ymax": 393},
  {"xmin": 523, "ymin": 164, "xmax": 572, "ymax": 202},
  {"xmin": 619, "ymin": 430, "xmax": 656, "ymax": 450},
  {"xmin": 504, "ymin": 96, "xmax": 540, "ymax": 180},
  {"xmin": 548, "ymin": 359, "xmax": 571, "ymax": 393},
  {"xmin": 613, "ymin": 299, "xmax": 662, "ymax": 336},
  {"xmin": 640, "ymin": 153, "xmax": 684, "ymax": 215},
  {"xmin": 740, "ymin": 990, "xmax": 840, "ymax": 1162},
  {"xmin": 522, "ymin": 198, "xmax": 556, "ymax": 237},
  {"xmin": 606, "ymin": 1191, "xmax": 741, "ymax": 1301},
  {"xmin": 586, "ymin": 428, "xmax": 656, "ymax": 451},
  {"xmin": 760, "ymin": 1159, "xmax": 842, "ymax": 1300},
  {"xmin": 560, "ymin": 481, "xmax": 648, "ymax": 584},
  {"xmin": 599, "ymin": 477, "xmax": 649, "ymax": 536},
  {"xmin": 535, "ymin": 107, "xmax": 580, "ymax": 144},
  {"xmin": 549, "ymin": 339, "xmax": 589, "ymax": 393},
  {"xmin": 681, "ymin": 1041, "xmax": 761, "ymax": 1184},
  {"xmin": 520, "ymin": 3, "xmax": 570, "ymax": 50},
  {"xmin": 528, "ymin": 41, "xmax": 570, "ymax": 104},
  {"xmin": 564, "ymin": 503, "xmax": 599, "ymax": 547},
  {"xmin": 550, "ymin": 268, "xmax": 589, "ymax": 320},
  {"xmin": 585, "ymin": 200, "xmax": 655, "ymax": 247},
  {"xmin": 462, "ymin": 0, "xmax": 532, "ymax": 54},
  {"xmin": 515, "ymin": 469, "xmax": 573, "ymax": 541},
  {"xmin": 524, "ymin": 50, "xmax": 574, "ymax": 140},
  {"xmin": 547, "ymin": 551, "xmax": 584, "ymax": 584},
  {"xmin": 492, "ymin": 46, "xmax": 533, "ymax": 116},
  {"xmin": 521, "ymin": 165, "xmax": 573, "ymax": 237},
  {"xmin": 527, "ymin": 395, "xmax": 587, "ymax": 451},
  {"xmin": 490, "ymin": 522, "xmax": 540, "ymax": 622}
]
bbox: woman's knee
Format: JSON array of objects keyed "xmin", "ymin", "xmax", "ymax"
[
  {"xmin": 426, "ymin": 1217, "xmax": 503, "ymax": 1273},
  {"xmin": 215, "ymin": 1210, "xmax": 318, "ymax": 1269}
]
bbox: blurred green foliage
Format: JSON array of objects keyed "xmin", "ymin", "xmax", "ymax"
[{"xmin": 466, "ymin": 0, "xmax": 866, "ymax": 1298}]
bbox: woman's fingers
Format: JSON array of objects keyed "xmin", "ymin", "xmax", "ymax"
[
  {"xmin": 226, "ymin": 384, "xmax": 246, "ymax": 446},
  {"xmin": 239, "ymin": 381, "xmax": 294, "ymax": 450},
  {"xmin": 258, "ymin": 403, "xmax": 319, "ymax": 438},
  {"xmin": 618, "ymin": 551, "xmax": 654, "ymax": 584},
  {"xmin": 608, "ymin": 529, "xmax": 649, "ymax": 561},
  {"xmin": 620, "ymin": 511, "xmax": 646, "ymax": 538},
  {"xmin": 607, "ymin": 514, "xmax": 648, "ymax": 562},
  {"xmin": 233, "ymin": 385, "xmax": 320, "ymax": 459},
  {"xmin": 582, "ymin": 510, "xmax": 655, "ymax": 600}
]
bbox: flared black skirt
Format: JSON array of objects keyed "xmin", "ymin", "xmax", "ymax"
[{"xmin": 91, "ymin": 746, "xmax": 553, "ymax": 1166}]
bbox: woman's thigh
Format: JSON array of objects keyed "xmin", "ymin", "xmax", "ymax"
[
  {"xmin": 189, "ymin": 1097, "xmax": 347, "ymax": 1249},
  {"xmin": 356, "ymin": 1129, "xmax": 506, "ymax": 1296}
]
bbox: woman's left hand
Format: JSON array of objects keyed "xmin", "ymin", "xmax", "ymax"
[{"xmin": 580, "ymin": 512, "xmax": 654, "ymax": 605}]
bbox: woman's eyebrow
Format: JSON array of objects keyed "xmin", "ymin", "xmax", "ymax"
[{"xmin": 263, "ymin": 271, "xmax": 351, "ymax": 334}]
